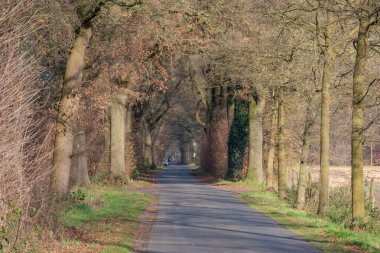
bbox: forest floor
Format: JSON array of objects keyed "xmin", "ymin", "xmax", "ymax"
[
  {"xmin": 192, "ymin": 166, "xmax": 380, "ymax": 253},
  {"xmin": 45, "ymin": 170, "xmax": 160, "ymax": 253}
]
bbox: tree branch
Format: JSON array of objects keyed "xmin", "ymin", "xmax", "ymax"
[{"xmin": 195, "ymin": 99, "xmax": 207, "ymax": 131}]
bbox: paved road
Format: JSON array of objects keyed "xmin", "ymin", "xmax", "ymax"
[{"xmin": 147, "ymin": 165, "xmax": 322, "ymax": 253}]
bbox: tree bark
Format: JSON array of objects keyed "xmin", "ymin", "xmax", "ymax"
[
  {"xmin": 278, "ymin": 88, "xmax": 287, "ymax": 199},
  {"xmin": 70, "ymin": 131, "xmax": 91, "ymax": 187},
  {"xmin": 266, "ymin": 99, "xmax": 276, "ymax": 190},
  {"xmin": 143, "ymin": 121, "xmax": 155, "ymax": 169},
  {"xmin": 318, "ymin": 8, "xmax": 335, "ymax": 215},
  {"xmin": 110, "ymin": 93, "xmax": 127, "ymax": 180},
  {"xmin": 247, "ymin": 95, "xmax": 264, "ymax": 183},
  {"xmin": 124, "ymin": 103, "xmax": 134, "ymax": 177},
  {"xmin": 103, "ymin": 105, "xmax": 111, "ymax": 174},
  {"xmin": 297, "ymin": 97, "xmax": 315, "ymax": 209},
  {"xmin": 208, "ymin": 85, "xmax": 229, "ymax": 177},
  {"xmin": 52, "ymin": 27, "xmax": 92, "ymax": 196},
  {"xmin": 100, "ymin": 74, "xmax": 111, "ymax": 176},
  {"xmin": 351, "ymin": 13, "xmax": 370, "ymax": 220}
]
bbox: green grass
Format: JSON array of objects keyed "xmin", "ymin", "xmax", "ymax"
[
  {"xmin": 62, "ymin": 187, "xmax": 153, "ymax": 252},
  {"xmin": 239, "ymin": 187, "xmax": 380, "ymax": 253}
]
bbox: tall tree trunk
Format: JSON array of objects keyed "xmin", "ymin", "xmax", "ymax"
[
  {"xmin": 297, "ymin": 97, "xmax": 315, "ymax": 209},
  {"xmin": 208, "ymin": 85, "xmax": 228, "ymax": 177},
  {"xmin": 110, "ymin": 93, "xmax": 127, "ymax": 180},
  {"xmin": 70, "ymin": 131, "xmax": 91, "ymax": 187},
  {"xmin": 318, "ymin": 8, "xmax": 335, "ymax": 215},
  {"xmin": 278, "ymin": 88, "xmax": 287, "ymax": 199},
  {"xmin": 103, "ymin": 106, "xmax": 111, "ymax": 174},
  {"xmin": 247, "ymin": 95, "xmax": 264, "ymax": 183},
  {"xmin": 100, "ymin": 74, "xmax": 111, "ymax": 176},
  {"xmin": 143, "ymin": 121, "xmax": 155, "ymax": 169},
  {"xmin": 124, "ymin": 103, "xmax": 134, "ymax": 178},
  {"xmin": 266, "ymin": 99, "xmax": 276, "ymax": 190},
  {"xmin": 52, "ymin": 27, "xmax": 92, "ymax": 196},
  {"xmin": 352, "ymin": 14, "xmax": 370, "ymax": 220}
]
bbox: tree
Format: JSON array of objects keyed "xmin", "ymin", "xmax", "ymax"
[
  {"xmin": 297, "ymin": 91, "xmax": 318, "ymax": 209},
  {"xmin": 350, "ymin": 1, "xmax": 380, "ymax": 221},
  {"xmin": 52, "ymin": 26, "xmax": 92, "ymax": 196},
  {"xmin": 277, "ymin": 87, "xmax": 287, "ymax": 199},
  {"xmin": 317, "ymin": 1, "xmax": 336, "ymax": 215},
  {"xmin": 52, "ymin": 0, "xmax": 145, "ymax": 194},
  {"xmin": 246, "ymin": 94, "xmax": 265, "ymax": 183},
  {"xmin": 265, "ymin": 91, "xmax": 277, "ymax": 190}
]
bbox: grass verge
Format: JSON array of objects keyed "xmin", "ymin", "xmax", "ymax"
[
  {"xmin": 239, "ymin": 184, "xmax": 380, "ymax": 253},
  {"xmin": 55, "ymin": 187, "xmax": 155, "ymax": 253}
]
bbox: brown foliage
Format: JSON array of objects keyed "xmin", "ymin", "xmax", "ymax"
[{"xmin": 0, "ymin": 0, "xmax": 53, "ymax": 250}]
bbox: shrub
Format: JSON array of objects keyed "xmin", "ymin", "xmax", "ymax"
[
  {"xmin": 0, "ymin": 1, "xmax": 54, "ymax": 251},
  {"xmin": 328, "ymin": 186, "xmax": 352, "ymax": 226}
]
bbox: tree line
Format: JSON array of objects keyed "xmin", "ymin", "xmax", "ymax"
[{"xmin": 0, "ymin": 0, "xmax": 379, "ymax": 251}]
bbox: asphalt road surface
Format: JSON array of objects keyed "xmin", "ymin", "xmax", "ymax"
[{"xmin": 147, "ymin": 165, "xmax": 322, "ymax": 253}]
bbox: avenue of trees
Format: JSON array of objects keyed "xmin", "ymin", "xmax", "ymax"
[{"xmin": 0, "ymin": 0, "xmax": 379, "ymax": 251}]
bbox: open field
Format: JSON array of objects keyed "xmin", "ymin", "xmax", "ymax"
[
  {"xmin": 287, "ymin": 166, "xmax": 380, "ymax": 208},
  {"xmin": 304, "ymin": 166, "xmax": 380, "ymax": 208},
  {"xmin": 306, "ymin": 166, "xmax": 380, "ymax": 188}
]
